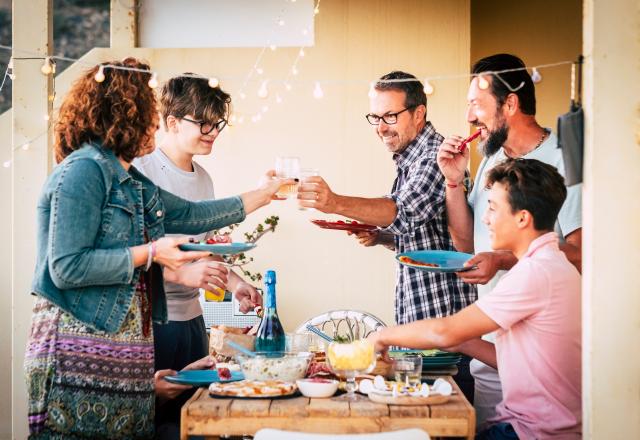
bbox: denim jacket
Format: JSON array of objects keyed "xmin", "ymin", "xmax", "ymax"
[{"xmin": 31, "ymin": 142, "xmax": 246, "ymax": 333}]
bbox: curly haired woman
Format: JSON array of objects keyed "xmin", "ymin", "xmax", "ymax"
[{"xmin": 23, "ymin": 58, "xmax": 291, "ymax": 439}]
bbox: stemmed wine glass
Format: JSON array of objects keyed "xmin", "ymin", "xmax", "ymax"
[{"xmin": 326, "ymin": 339, "xmax": 376, "ymax": 401}]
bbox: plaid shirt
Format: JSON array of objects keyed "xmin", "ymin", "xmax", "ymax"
[{"xmin": 383, "ymin": 122, "xmax": 477, "ymax": 324}]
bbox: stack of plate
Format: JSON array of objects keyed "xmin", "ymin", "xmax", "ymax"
[{"xmin": 389, "ymin": 349, "xmax": 462, "ymax": 370}]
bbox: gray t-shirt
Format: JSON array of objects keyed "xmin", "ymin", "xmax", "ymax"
[{"xmin": 133, "ymin": 148, "xmax": 215, "ymax": 321}]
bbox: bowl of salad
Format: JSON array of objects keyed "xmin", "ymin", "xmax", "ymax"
[{"xmin": 235, "ymin": 351, "xmax": 314, "ymax": 382}]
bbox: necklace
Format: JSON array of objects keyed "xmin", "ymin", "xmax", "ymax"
[{"xmin": 522, "ymin": 128, "xmax": 549, "ymax": 157}]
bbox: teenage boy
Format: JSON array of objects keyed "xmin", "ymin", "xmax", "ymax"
[
  {"xmin": 368, "ymin": 158, "xmax": 581, "ymax": 440},
  {"xmin": 133, "ymin": 75, "xmax": 262, "ymax": 439}
]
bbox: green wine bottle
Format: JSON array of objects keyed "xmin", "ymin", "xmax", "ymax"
[{"xmin": 255, "ymin": 270, "xmax": 285, "ymax": 353}]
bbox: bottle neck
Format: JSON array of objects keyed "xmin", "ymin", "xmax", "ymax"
[{"xmin": 264, "ymin": 284, "xmax": 277, "ymax": 309}]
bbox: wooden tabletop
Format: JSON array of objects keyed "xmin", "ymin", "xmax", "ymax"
[{"xmin": 181, "ymin": 376, "xmax": 475, "ymax": 439}]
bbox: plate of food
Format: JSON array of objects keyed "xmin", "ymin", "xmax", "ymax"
[
  {"xmin": 208, "ymin": 380, "xmax": 298, "ymax": 399},
  {"xmin": 164, "ymin": 369, "xmax": 244, "ymax": 387},
  {"xmin": 311, "ymin": 219, "xmax": 378, "ymax": 232},
  {"xmin": 396, "ymin": 250, "xmax": 475, "ymax": 273},
  {"xmin": 360, "ymin": 376, "xmax": 453, "ymax": 406},
  {"xmin": 178, "ymin": 238, "xmax": 256, "ymax": 255}
]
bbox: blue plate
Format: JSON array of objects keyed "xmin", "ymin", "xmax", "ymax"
[
  {"xmin": 178, "ymin": 242, "xmax": 256, "ymax": 255},
  {"xmin": 396, "ymin": 250, "xmax": 475, "ymax": 273},
  {"xmin": 164, "ymin": 370, "xmax": 244, "ymax": 387}
]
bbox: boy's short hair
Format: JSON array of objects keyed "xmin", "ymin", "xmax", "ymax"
[
  {"xmin": 160, "ymin": 75, "xmax": 231, "ymax": 125},
  {"xmin": 486, "ymin": 158, "xmax": 567, "ymax": 231}
]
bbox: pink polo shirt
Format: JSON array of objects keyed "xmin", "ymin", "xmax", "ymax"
[{"xmin": 476, "ymin": 232, "xmax": 582, "ymax": 439}]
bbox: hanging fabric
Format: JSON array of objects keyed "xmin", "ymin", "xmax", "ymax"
[{"xmin": 557, "ymin": 55, "xmax": 584, "ymax": 186}]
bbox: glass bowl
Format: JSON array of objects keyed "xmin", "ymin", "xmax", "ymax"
[
  {"xmin": 326, "ymin": 340, "xmax": 376, "ymax": 401},
  {"xmin": 235, "ymin": 351, "xmax": 314, "ymax": 382}
]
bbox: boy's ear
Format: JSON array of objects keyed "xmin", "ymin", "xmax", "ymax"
[
  {"xmin": 516, "ymin": 209, "xmax": 534, "ymax": 230},
  {"xmin": 165, "ymin": 115, "xmax": 178, "ymax": 132}
]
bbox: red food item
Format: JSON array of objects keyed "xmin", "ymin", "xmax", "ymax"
[
  {"xmin": 307, "ymin": 377, "xmax": 333, "ymax": 383},
  {"xmin": 217, "ymin": 367, "xmax": 232, "ymax": 381},
  {"xmin": 306, "ymin": 361, "xmax": 335, "ymax": 378},
  {"xmin": 205, "ymin": 234, "xmax": 233, "ymax": 244},
  {"xmin": 336, "ymin": 220, "xmax": 345, "ymax": 224}
]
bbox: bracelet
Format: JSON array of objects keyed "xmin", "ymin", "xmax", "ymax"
[
  {"xmin": 145, "ymin": 242, "xmax": 153, "ymax": 271},
  {"xmin": 446, "ymin": 181, "xmax": 462, "ymax": 188}
]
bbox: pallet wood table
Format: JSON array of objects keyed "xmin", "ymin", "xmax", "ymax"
[{"xmin": 181, "ymin": 376, "xmax": 475, "ymax": 439}]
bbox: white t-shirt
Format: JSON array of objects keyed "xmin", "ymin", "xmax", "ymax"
[
  {"xmin": 466, "ymin": 130, "xmax": 582, "ymax": 426},
  {"xmin": 133, "ymin": 147, "xmax": 215, "ymax": 321}
]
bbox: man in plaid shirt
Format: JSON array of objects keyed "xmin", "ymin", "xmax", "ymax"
[
  {"xmin": 298, "ymin": 71, "xmax": 477, "ymax": 398},
  {"xmin": 299, "ymin": 71, "xmax": 476, "ymax": 323}
]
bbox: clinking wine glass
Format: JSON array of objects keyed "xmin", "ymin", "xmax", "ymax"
[
  {"xmin": 326, "ymin": 339, "xmax": 376, "ymax": 401},
  {"xmin": 275, "ymin": 156, "xmax": 300, "ymax": 199}
]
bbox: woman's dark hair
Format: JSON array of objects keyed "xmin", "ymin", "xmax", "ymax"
[
  {"xmin": 472, "ymin": 53, "xmax": 536, "ymax": 115},
  {"xmin": 160, "ymin": 75, "xmax": 231, "ymax": 125},
  {"xmin": 374, "ymin": 71, "xmax": 426, "ymax": 110},
  {"xmin": 486, "ymin": 158, "xmax": 567, "ymax": 231},
  {"xmin": 54, "ymin": 57, "xmax": 158, "ymax": 163}
]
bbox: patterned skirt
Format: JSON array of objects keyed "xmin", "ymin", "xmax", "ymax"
[{"xmin": 24, "ymin": 289, "xmax": 155, "ymax": 439}]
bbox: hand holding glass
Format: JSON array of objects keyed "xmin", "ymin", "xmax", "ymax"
[{"xmin": 275, "ymin": 157, "xmax": 300, "ymax": 199}]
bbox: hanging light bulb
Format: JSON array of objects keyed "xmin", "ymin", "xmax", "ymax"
[
  {"xmin": 238, "ymin": 116, "xmax": 245, "ymax": 124},
  {"xmin": 43, "ymin": 114, "xmax": 50, "ymax": 121},
  {"xmin": 368, "ymin": 82, "xmax": 377, "ymax": 99},
  {"xmin": 148, "ymin": 72, "xmax": 159, "ymax": 89},
  {"xmin": 313, "ymin": 82, "xmax": 324, "ymax": 99},
  {"xmin": 301, "ymin": 28, "xmax": 309, "ymax": 36},
  {"xmin": 299, "ymin": 48, "xmax": 305, "ymax": 57},
  {"xmin": 262, "ymin": 105, "xmax": 269, "ymax": 113},
  {"xmin": 230, "ymin": 115, "xmax": 237, "ymax": 124},
  {"xmin": 276, "ymin": 94, "xmax": 283, "ymax": 104},
  {"xmin": 258, "ymin": 81, "xmax": 269, "ymax": 99},
  {"xmin": 40, "ymin": 57, "xmax": 54, "ymax": 75},
  {"xmin": 284, "ymin": 82, "xmax": 292, "ymax": 91},
  {"xmin": 256, "ymin": 67, "xmax": 264, "ymax": 75},
  {"xmin": 208, "ymin": 77, "xmax": 220, "ymax": 88},
  {"xmin": 8, "ymin": 57, "xmax": 13, "ymax": 70},
  {"xmin": 478, "ymin": 74, "xmax": 490, "ymax": 90},
  {"xmin": 240, "ymin": 92, "xmax": 247, "ymax": 100},
  {"xmin": 278, "ymin": 19, "xmax": 285, "ymax": 26},
  {"xmin": 531, "ymin": 68, "xmax": 542, "ymax": 83},
  {"xmin": 270, "ymin": 44, "xmax": 277, "ymax": 51},
  {"xmin": 22, "ymin": 142, "xmax": 31, "ymax": 150},
  {"xmin": 423, "ymin": 80, "xmax": 434, "ymax": 95},
  {"xmin": 292, "ymin": 66, "xmax": 299, "ymax": 76},
  {"xmin": 2, "ymin": 160, "xmax": 11, "ymax": 168},
  {"xmin": 314, "ymin": 6, "xmax": 320, "ymax": 14},
  {"xmin": 94, "ymin": 65, "xmax": 106, "ymax": 83},
  {"xmin": 251, "ymin": 115, "xmax": 258, "ymax": 123}
]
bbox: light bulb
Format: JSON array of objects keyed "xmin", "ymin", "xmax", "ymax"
[
  {"xmin": 302, "ymin": 28, "xmax": 309, "ymax": 36},
  {"xmin": 43, "ymin": 114, "xmax": 50, "ymax": 121},
  {"xmin": 40, "ymin": 57, "xmax": 53, "ymax": 75},
  {"xmin": 531, "ymin": 68, "xmax": 542, "ymax": 83},
  {"xmin": 2, "ymin": 160, "xmax": 11, "ymax": 168},
  {"xmin": 22, "ymin": 142, "xmax": 30, "ymax": 150},
  {"xmin": 313, "ymin": 82, "xmax": 324, "ymax": 99},
  {"xmin": 270, "ymin": 45, "xmax": 277, "ymax": 51},
  {"xmin": 238, "ymin": 116, "xmax": 245, "ymax": 124},
  {"xmin": 478, "ymin": 75, "xmax": 489, "ymax": 90},
  {"xmin": 276, "ymin": 94, "xmax": 283, "ymax": 104},
  {"xmin": 230, "ymin": 115, "xmax": 237, "ymax": 123},
  {"xmin": 423, "ymin": 80, "xmax": 434, "ymax": 95},
  {"xmin": 240, "ymin": 92, "xmax": 247, "ymax": 100},
  {"xmin": 208, "ymin": 77, "xmax": 220, "ymax": 88},
  {"xmin": 285, "ymin": 83, "xmax": 292, "ymax": 91},
  {"xmin": 278, "ymin": 19, "xmax": 285, "ymax": 26},
  {"xmin": 314, "ymin": 6, "xmax": 320, "ymax": 14},
  {"xmin": 368, "ymin": 82, "xmax": 377, "ymax": 99},
  {"xmin": 258, "ymin": 81, "xmax": 269, "ymax": 99},
  {"xmin": 262, "ymin": 105, "xmax": 269, "ymax": 113},
  {"xmin": 8, "ymin": 72, "xmax": 15, "ymax": 80},
  {"xmin": 8, "ymin": 57, "xmax": 13, "ymax": 70},
  {"xmin": 256, "ymin": 67, "xmax": 264, "ymax": 75},
  {"xmin": 94, "ymin": 66, "xmax": 105, "ymax": 83},
  {"xmin": 299, "ymin": 48, "xmax": 305, "ymax": 57},
  {"xmin": 292, "ymin": 66, "xmax": 299, "ymax": 76},
  {"xmin": 148, "ymin": 73, "xmax": 159, "ymax": 89}
]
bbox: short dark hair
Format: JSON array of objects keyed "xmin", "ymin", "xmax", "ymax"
[
  {"xmin": 472, "ymin": 54, "xmax": 536, "ymax": 115},
  {"xmin": 486, "ymin": 158, "xmax": 567, "ymax": 231},
  {"xmin": 160, "ymin": 75, "xmax": 231, "ymax": 125},
  {"xmin": 374, "ymin": 71, "xmax": 426, "ymax": 110}
]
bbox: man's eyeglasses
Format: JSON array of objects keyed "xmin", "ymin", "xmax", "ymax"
[
  {"xmin": 181, "ymin": 117, "xmax": 227, "ymax": 135},
  {"xmin": 365, "ymin": 106, "xmax": 415, "ymax": 125}
]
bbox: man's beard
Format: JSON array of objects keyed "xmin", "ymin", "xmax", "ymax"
[{"xmin": 481, "ymin": 122, "xmax": 509, "ymax": 157}]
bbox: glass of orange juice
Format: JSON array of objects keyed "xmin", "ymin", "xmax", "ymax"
[{"xmin": 275, "ymin": 156, "xmax": 300, "ymax": 198}]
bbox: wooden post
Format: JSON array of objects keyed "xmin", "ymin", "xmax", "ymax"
[
  {"xmin": 11, "ymin": 0, "xmax": 53, "ymax": 437},
  {"xmin": 110, "ymin": 0, "xmax": 137, "ymax": 48}
]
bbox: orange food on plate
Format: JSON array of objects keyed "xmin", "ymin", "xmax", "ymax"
[{"xmin": 399, "ymin": 256, "xmax": 440, "ymax": 268}]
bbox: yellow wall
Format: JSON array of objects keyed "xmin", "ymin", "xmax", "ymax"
[
  {"xmin": 150, "ymin": 0, "xmax": 471, "ymax": 330},
  {"xmin": 469, "ymin": 0, "xmax": 582, "ymax": 174}
]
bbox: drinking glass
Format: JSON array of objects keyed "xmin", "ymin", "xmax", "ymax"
[
  {"xmin": 285, "ymin": 333, "xmax": 313, "ymax": 352},
  {"xmin": 298, "ymin": 168, "xmax": 319, "ymax": 210},
  {"xmin": 392, "ymin": 355, "xmax": 422, "ymax": 387},
  {"xmin": 275, "ymin": 156, "xmax": 300, "ymax": 198},
  {"xmin": 326, "ymin": 339, "xmax": 376, "ymax": 401}
]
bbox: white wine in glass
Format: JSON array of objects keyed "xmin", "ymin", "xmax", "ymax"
[{"xmin": 275, "ymin": 156, "xmax": 300, "ymax": 198}]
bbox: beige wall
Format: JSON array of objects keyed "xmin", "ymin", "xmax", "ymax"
[
  {"xmin": 149, "ymin": 0, "xmax": 471, "ymax": 330},
  {"xmin": 469, "ymin": 0, "xmax": 582, "ymax": 173}
]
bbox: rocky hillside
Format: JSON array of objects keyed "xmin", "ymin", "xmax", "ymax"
[{"xmin": 0, "ymin": 0, "xmax": 109, "ymax": 114}]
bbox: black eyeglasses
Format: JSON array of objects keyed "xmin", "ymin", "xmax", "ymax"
[
  {"xmin": 365, "ymin": 106, "xmax": 415, "ymax": 125},
  {"xmin": 181, "ymin": 117, "xmax": 227, "ymax": 134}
]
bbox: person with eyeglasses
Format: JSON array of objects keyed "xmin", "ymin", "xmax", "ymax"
[
  {"xmin": 133, "ymin": 75, "xmax": 263, "ymax": 439},
  {"xmin": 298, "ymin": 71, "xmax": 477, "ymax": 401}
]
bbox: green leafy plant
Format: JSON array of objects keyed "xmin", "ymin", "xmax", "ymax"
[{"xmin": 211, "ymin": 215, "xmax": 280, "ymax": 282}]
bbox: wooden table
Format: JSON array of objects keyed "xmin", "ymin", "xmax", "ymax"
[{"xmin": 181, "ymin": 376, "xmax": 475, "ymax": 439}]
